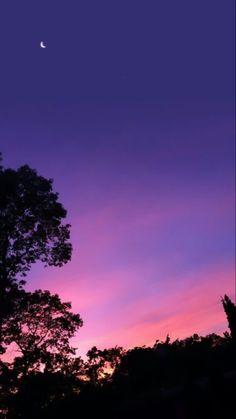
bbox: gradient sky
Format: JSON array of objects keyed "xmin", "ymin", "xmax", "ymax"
[{"xmin": 0, "ymin": 1, "xmax": 235, "ymax": 357}]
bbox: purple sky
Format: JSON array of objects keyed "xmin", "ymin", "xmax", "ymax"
[{"xmin": 0, "ymin": 1, "xmax": 235, "ymax": 356}]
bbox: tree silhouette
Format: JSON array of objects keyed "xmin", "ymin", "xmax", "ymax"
[
  {"xmin": 84, "ymin": 346, "xmax": 124, "ymax": 384},
  {"xmin": 0, "ymin": 160, "xmax": 72, "ymax": 354},
  {"xmin": 0, "ymin": 163, "xmax": 72, "ymax": 293},
  {"xmin": 6, "ymin": 371, "xmax": 81, "ymax": 419},
  {"xmin": 1, "ymin": 289, "xmax": 83, "ymax": 377},
  {"xmin": 221, "ymin": 295, "xmax": 236, "ymax": 341}
]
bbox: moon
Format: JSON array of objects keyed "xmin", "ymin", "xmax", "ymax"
[{"xmin": 40, "ymin": 41, "xmax": 46, "ymax": 49}]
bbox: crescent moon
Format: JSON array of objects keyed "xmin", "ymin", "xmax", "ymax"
[{"xmin": 40, "ymin": 41, "xmax": 46, "ymax": 49}]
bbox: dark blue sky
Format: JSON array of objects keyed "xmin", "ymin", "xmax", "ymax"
[{"xmin": 0, "ymin": 0, "xmax": 234, "ymax": 104}]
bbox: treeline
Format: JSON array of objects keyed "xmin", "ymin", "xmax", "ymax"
[
  {"xmin": 0, "ymin": 304, "xmax": 236, "ymax": 419},
  {"xmin": 0, "ymin": 158, "xmax": 235, "ymax": 418}
]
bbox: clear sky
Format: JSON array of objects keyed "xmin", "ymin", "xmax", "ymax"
[{"xmin": 0, "ymin": 1, "xmax": 235, "ymax": 357}]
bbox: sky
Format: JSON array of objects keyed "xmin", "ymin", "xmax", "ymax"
[{"xmin": 0, "ymin": 1, "xmax": 235, "ymax": 357}]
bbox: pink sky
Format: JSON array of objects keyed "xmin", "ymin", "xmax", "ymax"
[{"xmin": 27, "ymin": 184, "xmax": 235, "ymax": 358}]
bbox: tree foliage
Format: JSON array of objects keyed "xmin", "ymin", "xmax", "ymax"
[
  {"xmin": 84, "ymin": 346, "xmax": 124, "ymax": 384},
  {"xmin": 0, "ymin": 164, "xmax": 72, "ymax": 292},
  {"xmin": 221, "ymin": 295, "xmax": 236, "ymax": 341},
  {"xmin": 1, "ymin": 290, "xmax": 83, "ymax": 376}
]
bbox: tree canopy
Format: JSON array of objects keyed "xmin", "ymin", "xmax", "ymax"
[
  {"xmin": 0, "ymin": 161, "xmax": 72, "ymax": 328},
  {"xmin": 0, "ymin": 163, "xmax": 72, "ymax": 291},
  {"xmin": 1, "ymin": 289, "xmax": 83, "ymax": 376},
  {"xmin": 221, "ymin": 295, "xmax": 236, "ymax": 341}
]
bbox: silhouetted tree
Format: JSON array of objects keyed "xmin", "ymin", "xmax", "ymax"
[
  {"xmin": 84, "ymin": 346, "xmax": 124, "ymax": 385},
  {"xmin": 221, "ymin": 295, "xmax": 236, "ymax": 341},
  {"xmin": 0, "ymin": 159, "xmax": 72, "ymax": 359},
  {"xmin": 6, "ymin": 371, "xmax": 81, "ymax": 419},
  {"xmin": 0, "ymin": 360, "xmax": 17, "ymax": 418},
  {"xmin": 0, "ymin": 158, "xmax": 82, "ymax": 417},
  {"xmin": 0, "ymin": 161, "xmax": 72, "ymax": 317},
  {"xmin": 1, "ymin": 289, "xmax": 83, "ymax": 377}
]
